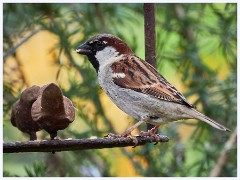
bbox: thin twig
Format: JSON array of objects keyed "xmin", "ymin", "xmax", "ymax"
[
  {"xmin": 210, "ymin": 128, "xmax": 237, "ymax": 177},
  {"xmin": 173, "ymin": 4, "xmax": 193, "ymax": 42},
  {"xmin": 94, "ymin": 4, "xmax": 106, "ymax": 28},
  {"xmin": 3, "ymin": 29, "xmax": 40, "ymax": 61},
  {"xmin": 3, "ymin": 135, "xmax": 169, "ymax": 153}
]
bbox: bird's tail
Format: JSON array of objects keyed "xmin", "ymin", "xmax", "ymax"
[{"xmin": 187, "ymin": 108, "xmax": 230, "ymax": 132}]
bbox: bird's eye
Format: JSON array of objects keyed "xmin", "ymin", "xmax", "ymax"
[{"xmin": 96, "ymin": 41, "xmax": 103, "ymax": 46}]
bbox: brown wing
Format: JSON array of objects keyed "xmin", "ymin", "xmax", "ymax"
[{"xmin": 111, "ymin": 56, "xmax": 194, "ymax": 107}]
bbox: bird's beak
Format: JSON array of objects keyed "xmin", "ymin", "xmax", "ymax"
[{"xmin": 76, "ymin": 44, "xmax": 92, "ymax": 55}]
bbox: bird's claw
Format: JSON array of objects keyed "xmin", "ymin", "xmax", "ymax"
[
  {"xmin": 130, "ymin": 136, "xmax": 139, "ymax": 148},
  {"xmin": 139, "ymin": 130, "xmax": 160, "ymax": 145},
  {"xmin": 153, "ymin": 135, "xmax": 160, "ymax": 145}
]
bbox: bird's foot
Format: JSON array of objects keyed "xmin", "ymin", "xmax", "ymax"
[
  {"xmin": 105, "ymin": 120, "xmax": 145, "ymax": 147},
  {"xmin": 29, "ymin": 132, "xmax": 37, "ymax": 141},
  {"xmin": 139, "ymin": 125, "xmax": 160, "ymax": 145},
  {"xmin": 50, "ymin": 132, "xmax": 58, "ymax": 140},
  {"xmin": 139, "ymin": 131, "xmax": 160, "ymax": 145}
]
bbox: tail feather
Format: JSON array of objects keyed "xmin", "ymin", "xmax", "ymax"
[{"xmin": 188, "ymin": 108, "xmax": 230, "ymax": 132}]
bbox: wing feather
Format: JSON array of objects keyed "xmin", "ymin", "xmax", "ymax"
[{"xmin": 111, "ymin": 56, "xmax": 194, "ymax": 107}]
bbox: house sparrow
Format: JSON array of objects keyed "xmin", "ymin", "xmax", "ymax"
[
  {"xmin": 31, "ymin": 83, "xmax": 75, "ymax": 140},
  {"xmin": 11, "ymin": 85, "xmax": 42, "ymax": 141},
  {"xmin": 76, "ymin": 33, "xmax": 230, "ymax": 139}
]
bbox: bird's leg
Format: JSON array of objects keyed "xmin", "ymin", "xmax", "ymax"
[
  {"xmin": 108, "ymin": 120, "xmax": 145, "ymax": 138},
  {"xmin": 29, "ymin": 132, "xmax": 37, "ymax": 141},
  {"xmin": 50, "ymin": 131, "xmax": 58, "ymax": 140},
  {"xmin": 49, "ymin": 131, "xmax": 58, "ymax": 154},
  {"xmin": 140, "ymin": 125, "xmax": 160, "ymax": 145},
  {"xmin": 140, "ymin": 125, "xmax": 159, "ymax": 136},
  {"xmin": 107, "ymin": 120, "xmax": 145, "ymax": 146}
]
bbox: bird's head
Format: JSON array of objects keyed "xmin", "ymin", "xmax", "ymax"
[{"xmin": 76, "ymin": 34, "xmax": 133, "ymax": 72}]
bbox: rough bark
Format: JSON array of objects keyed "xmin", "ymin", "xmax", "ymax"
[
  {"xmin": 144, "ymin": 3, "xmax": 157, "ymax": 131},
  {"xmin": 4, "ymin": 135, "xmax": 169, "ymax": 153}
]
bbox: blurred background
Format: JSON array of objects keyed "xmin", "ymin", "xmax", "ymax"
[{"xmin": 3, "ymin": 3, "xmax": 237, "ymax": 177}]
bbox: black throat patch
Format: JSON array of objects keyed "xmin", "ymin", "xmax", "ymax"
[{"xmin": 87, "ymin": 54, "xmax": 100, "ymax": 73}]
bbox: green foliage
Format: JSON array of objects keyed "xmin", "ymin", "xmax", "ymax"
[
  {"xmin": 24, "ymin": 161, "xmax": 47, "ymax": 177},
  {"xmin": 3, "ymin": 3, "xmax": 237, "ymax": 177}
]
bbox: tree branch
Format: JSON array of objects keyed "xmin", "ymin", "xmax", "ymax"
[
  {"xmin": 144, "ymin": 3, "xmax": 157, "ymax": 131},
  {"xmin": 210, "ymin": 127, "xmax": 237, "ymax": 177},
  {"xmin": 144, "ymin": 3, "xmax": 156, "ymax": 67},
  {"xmin": 3, "ymin": 135, "xmax": 169, "ymax": 153},
  {"xmin": 94, "ymin": 4, "xmax": 106, "ymax": 28},
  {"xmin": 173, "ymin": 4, "xmax": 193, "ymax": 42},
  {"xmin": 3, "ymin": 29, "xmax": 40, "ymax": 61}
]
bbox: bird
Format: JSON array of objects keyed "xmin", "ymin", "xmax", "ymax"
[
  {"xmin": 11, "ymin": 85, "xmax": 42, "ymax": 141},
  {"xmin": 31, "ymin": 83, "xmax": 75, "ymax": 140},
  {"xmin": 75, "ymin": 33, "xmax": 230, "ymax": 140}
]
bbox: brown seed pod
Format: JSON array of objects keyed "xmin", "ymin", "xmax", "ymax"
[
  {"xmin": 10, "ymin": 85, "xmax": 41, "ymax": 141},
  {"xmin": 31, "ymin": 83, "xmax": 75, "ymax": 140}
]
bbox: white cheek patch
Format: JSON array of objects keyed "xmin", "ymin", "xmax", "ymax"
[
  {"xmin": 112, "ymin": 73, "xmax": 126, "ymax": 78},
  {"xmin": 95, "ymin": 47, "xmax": 118, "ymax": 60},
  {"xmin": 95, "ymin": 46, "xmax": 123, "ymax": 68}
]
